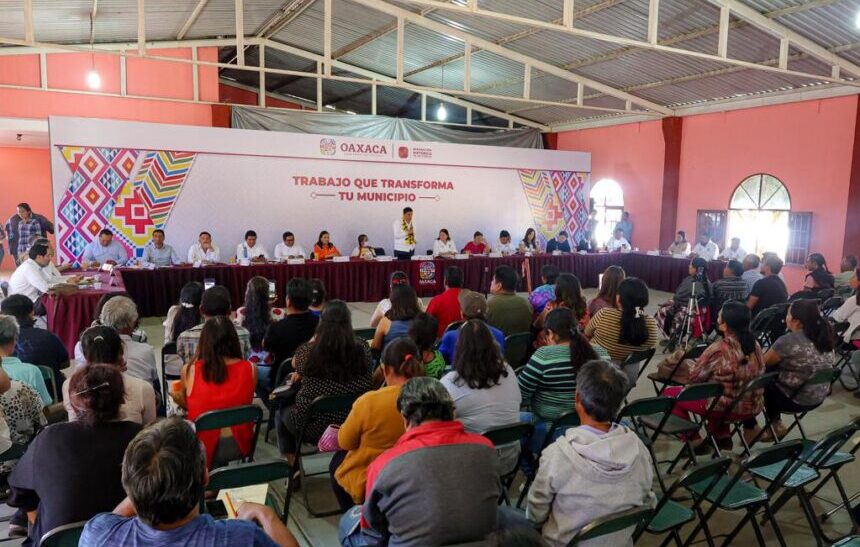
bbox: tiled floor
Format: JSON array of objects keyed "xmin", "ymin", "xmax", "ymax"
[{"xmin": 2, "ymin": 289, "xmax": 858, "ymax": 546}]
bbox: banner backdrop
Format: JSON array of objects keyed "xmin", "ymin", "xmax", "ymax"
[{"xmin": 49, "ymin": 117, "xmax": 590, "ymax": 266}]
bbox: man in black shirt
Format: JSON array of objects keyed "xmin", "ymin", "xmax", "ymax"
[
  {"xmin": 747, "ymin": 255, "xmax": 788, "ymax": 317},
  {"xmin": 546, "ymin": 230, "xmax": 572, "ymax": 253},
  {"xmin": 1, "ymin": 294, "xmax": 69, "ymax": 400},
  {"xmin": 263, "ymin": 278, "xmax": 319, "ymax": 392}
]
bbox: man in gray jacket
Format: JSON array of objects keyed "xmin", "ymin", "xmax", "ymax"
[{"xmin": 526, "ymin": 360, "xmax": 655, "ymax": 547}]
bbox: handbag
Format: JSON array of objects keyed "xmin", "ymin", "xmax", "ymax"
[
  {"xmin": 317, "ymin": 424, "xmax": 341, "ymax": 453},
  {"xmin": 654, "ymin": 348, "xmax": 694, "ymax": 385}
]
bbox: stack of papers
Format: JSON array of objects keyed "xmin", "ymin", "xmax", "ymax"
[{"xmin": 217, "ymin": 483, "xmax": 269, "ymax": 519}]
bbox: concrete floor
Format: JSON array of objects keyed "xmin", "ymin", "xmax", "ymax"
[{"xmin": 2, "ymin": 288, "xmax": 858, "ymax": 546}]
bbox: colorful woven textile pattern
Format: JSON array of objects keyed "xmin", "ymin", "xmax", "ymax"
[
  {"xmin": 517, "ymin": 169, "xmax": 590, "ymax": 247},
  {"xmin": 56, "ymin": 147, "xmax": 195, "ymax": 265}
]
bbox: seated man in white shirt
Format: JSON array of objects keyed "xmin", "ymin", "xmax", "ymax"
[
  {"xmin": 274, "ymin": 231, "xmax": 307, "ymax": 261},
  {"xmin": 8, "ymin": 240, "xmax": 53, "ymax": 305},
  {"xmin": 719, "ymin": 237, "xmax": 746, "ymax": 261},
  {"xmin": 236, "ymin": 230, "xmax": 268, "ymax": 263},
  {"xmin": 81, "ymin": 228, "xmax": 129, "ymax": 268},
  {"xmin": 187, "ymin": 231, "xmax": 220, "ymax": 264},
  {"xmin": 493, "ymin": 230, "xmax": 516, "ymax": 256},
  {"xmin": 31, "ymin": 237, "xmax": 80, "ymax": 287},
  {"xmin": 141, "ymin": 229, "xmax": 181, "ymax": 266},
  {"xmin": 606, "ymin": 229, "xmax": 631, "ymax": 252},
  {"xmin": 691, "ymin": 232, "xmax": 720, "ymax": 261}
]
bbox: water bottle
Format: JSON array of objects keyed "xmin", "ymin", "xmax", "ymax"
[{"xmin": 243, "ymin": 245, "xmax": 248, "ymax": 259}]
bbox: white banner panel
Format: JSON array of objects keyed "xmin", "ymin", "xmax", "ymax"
[{"xmin": 48, "ymin": 117, "xmax": 590, "ymax": 265}]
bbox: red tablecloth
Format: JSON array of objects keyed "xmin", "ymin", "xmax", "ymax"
[{"xmin": 44, "ymin": 271, "xmax": 127, "ymax": 354}]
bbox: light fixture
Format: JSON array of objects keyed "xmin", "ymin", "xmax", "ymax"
[
  {"xmin": 86, "ymin": 68, "xmax": 101, "ymax": 90},
  {"xmin": 436, "ymin": 103, "xmax": 448, "ymax": 121}
]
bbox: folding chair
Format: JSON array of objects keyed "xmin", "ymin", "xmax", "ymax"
[
  {"xmin": 289, "ymin": 393, "xmax": 360, "ymax": 518},
  {"xmin": 634, "ymin": 457, "xmax": 733, "ymax": 547},
  {"xmin": 353, "ymin": 328, "xmax": 376, "ymax": 342},
  {"xmin": 684, "ymin": 440, "xmax": 804, "ymax": 547},
  {"xmin": 751, "ymin": 304, "xmax": 789, "ymax": 350},
  {"xmin": 639, "ymin": 382, "xmax": 724, "ymax": 474},
  {"xmin": 648, "ymin": 344, "xmax": 708, "ymax": 395},
  {"xmin": 832, "ymin": 537, "xmax": 860, "ymax": 547},
  {"xmin": 266, "ymin": 357, "xmax": 294, "ymax": 442},
  {"xmin": 516, "ymin": 411, "xmax": 580, "ymax": 508},
  {"xmin": 503, "ymin": 332, "xmax": 532, "ymax": 369},
  {"xmin": 820, "ymin": 418, "xmax": 860, "ymax": 525},
  {"xmin": 194, "ymin": 404, "xmax": 264, "ymax": 466},
  {"xmin": 37, "ymin": 365, "xmax": 58, "ymax": 402},
  {"xmin": 833, "ymin": 324, "xmax": 860, "ymax": 391},
  {"xmin": 565, "ymin": 505, "xmax": 653, "ymax": 547},
  {"xmin": 203, "ymin": 460, "xmax": 293, "ymax": 521},
  {"xmin": 40, "ymin": 521, "xmax": 86, "ymax": 547},
  {"xmin": 617, "ymin": 396, "xmax": 676, "ymax": 493},
  {"xmin": 821, "ymin": 296, "xmax": 845, "ymax": 318},
  {"xmin": 444, "ymin": 320, "xmax": 464, "ymax": 333},
  {"xmin": 753, "ymin": 423, "xmax": 858, "ymax": 545},
  {"xmin": 481, "ymin": 422, "xmax": 533, "ymax": 505},
  {"xmin": 161, "ymin": 341, "xmax": 180, "ymax": 404},
  {"xmin": 623, "ymin": 347, "xmax": 657, "ymax": 388},
  {"xmin": 721, "ymin": 372, "xmax": 779, "ymax": 458}
]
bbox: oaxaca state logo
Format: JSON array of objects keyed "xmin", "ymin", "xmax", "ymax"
[
  {"xmin": 418, "ymin": 260, "xmax": 437, "ymax": 286},
  {"xmin": 319, "ymin": 138, "xmax": 337, "ymax": 156}
]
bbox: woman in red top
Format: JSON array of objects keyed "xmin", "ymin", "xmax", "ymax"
[
  {"xmin": 313, "ymin": 230, "xmax": 341, "ymax": 260},
  {"xmin": 175, "ymin": 316, "xmax": 257, "ymax": 468}
]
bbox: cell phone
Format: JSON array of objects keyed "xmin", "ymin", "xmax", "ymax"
[
  {"xmin": 268, "ymin": 280, "xmax": 276, "ymax": 299},
  {"xmin": 204, "ymin": 278, "xmax": 215, "ymax": 290},
  {"xmin": 205, "ymin": 499, "xmax": 229, "ymax": 520}
]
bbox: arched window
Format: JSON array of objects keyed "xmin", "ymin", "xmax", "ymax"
[
  {"xmin": 727, "ymin": 174, "xmax": 791, "ymax": 259},
  {"xmin": 590, "ymin": 178, "xmax": 624, "ymax": 248}
]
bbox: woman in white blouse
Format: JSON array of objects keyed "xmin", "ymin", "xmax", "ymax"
[
  {"xmin": 432, "ymin": 229, "xmax": 457, "ymax": 258},
  {"xmin": 351, "ymin": 234, "xmax": 377, "ymax": 260}
]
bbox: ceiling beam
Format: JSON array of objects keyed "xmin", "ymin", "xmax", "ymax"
[
  {"xmin": 137, "ymin": 0, "xmax": 145, "ymax": 55},
  {"xmin": 705, "ymin": 0, "xmax": 860, "ymax": 79},
  {"xmin": 331, "ymin": 5, "xmax": 437, "ymax": 61},
  {"xmin": 89, "ymin": 0, "xmax": 99, "ymax": 44},
  {"xmin": 235, "ymin": 0, "xmax": 244, "ymax": 65},
  {"xmin": 23, "ymin": 0, "xmax": 33, "ymax": 44},
  {"xmin": 177, "ymin": 0, "xmax": 209, "ymax": 40},
  {"xmin": 349, "ymin": 0, "xmax": 672, "ymax": 114}
]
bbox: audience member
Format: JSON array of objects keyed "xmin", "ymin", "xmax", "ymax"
[
  {"xmin": 1, "ymin": 295, "xmax": 69, "ymax": 394},
  {"xmin": 331, "ymin": 338, "xmax": 424, "ymax": 511},
  {"xmin": 441, "ymin": 319, "xmax": 522, "ymax": 471},
  {"xmin": 5, "ymin": 203, "xmax": 53, "ymax": 267},
  {"xmin": 691, "ymin": 232, "xmax": 719, "ymax": 261},
  {"xmin": 487, "ymin": 265, "xmax": 533, "ymax": 337},
  {"xmin": 0, "ymin": 378, "xmax": 46, "ymax": 478},
  {"xmin": 9, "ymin": 364, "xmax": 142, "ymax": 546},
  {"xmin": 832, "ymin": 268, "xmax": 860, "ymax": 400},
  {"xmin": 741, "ymin": 254, "xmax": 763, "ymax": 298},
  {"xmin": 313, "ymin": 230, "xmax": 341, "ymax": 260},
  {"xmin": 0, "ymin": 315, "xmax": 51, "ymax": 406},
  {"xmin": 545, "ymin": 231, "xmax": 571, "ymax": 254},
  {"xmin": 163, "ymin": 281, "xmax": 204, "ymax": 343},
  {"xmin": 667, "ymin": 231, "xmax": 690, "ymax": 255},
  {"xmin": 177, "ymin": 285, "xmax": 251, "ymax": 365},
  {"xmin": 236, "ymin": 277, "xmax": 284, "ymax": 370},
  {"xmin": 263, "ymin": 278, "xmax": 320, "ymax": 385},
  {"xmin": 187, "ymin": 231, "xmax": 220, "ymax": 264},
  {"xmin": 371, "ymin": 284, "xmax": 422, "ymax": 351},
  {"xmin": 747, "ymin": 299, "xmax": 835, "ymax": 441},
  {"xmin": 274, "ymin": 231, "xmax": 307, "ymax": 261},
  {"xmin": 80, "ymin": 417, "xmax": 298, "ymax": 547},
  {"xmin": 174, "ymin": 316, "xmax": 256, "ymax": 468},
  {"xmin": 664, "ymin": 301, "xmax": 764, "ymax": 452},
  {"xmin": 432, "ymin": 228, "xmax": 457, "ymax": 258},
  {"xmin": 525, "ymin": 360, "xmax": 654, "ymax": 547},
  {"xmin": 588, "ymin": 265, "xmax": 625, "ymax": 317},
  {"xmin": 529, "ymin": 264, "xmax": 559, "ymax": 316},
  {"xmin": 487, "ymin": 528, "xmax": 549, "ymax": 547},
  {"xmin": 803, "ymin": 252, "xmax": 835, "ymax": 292},
  {"xmin": 309, "ymin": 278, "xmax": 327, "ymax": 316},
  {"xmin": 236, "ymin": 230, "xmax": 269, "ymax": 262},
  {"xmin": 89, "ymin": 292, "xmax": 148, "ymax": 343},
  {"xmin": 408, "ymin": 313, "xmax": 446, "ymax": 379},
  {"xmin": 369, "ymin": 271, "xmax": 423, "ymax": 328},
  {"xmin": 141, "ymin": 229, "xmax": 181, "ymax": 266},
  {"xmin": 279, "ymin": 301, "xmax": 373, "ymax": 462},
  {"xmin": 748, "ymin": 254, "xmax": 789, "ymax": 317},
  {"xmin": 534, "ymin": 273, "xmax": 587, "ymax": 347},
  {"xmin": 519, "ymin": 228, "xmax": 540, "ymax": 254},
  {"xmin": 426, "ymin": 266, "xmax": 464, "ymax": 337},
  {"xmin": 655, "ymin": 257, "xmax": 712, "ymax": 336},
  {"xmin": 463, "ymin": 231, "xmax": 490, "ymax": 255},
  {"xmin": 835, "ymin": 255, "xmax": 858, "ymax": 290},
  {"xmin": 712, "ymin": 260, "xmax": 748, "ymax": 308},
  {"xmin": 64, "ymin": 326, "xmax": 156, "ymax": 425},
  {"xmin": 81, "ymin": 228, "xmax": 128, "ymax": 268},
  {"xmin": 719, "ymin": 237, "xmax": 746, "ymax": 261},
  {"xmin": 585, "ymin": 277, "xmax": 658, "ymax": 385},
  {"xmin": 99, "ymin": 296, "xmax": 161, "ymax": 398},
  {"xmin": 338, "ymin": 377, "xmax": 499, "ymax": 547},
  {"xmin": 438, "ymin": 290, "xmax": 506, "ymax": 364}
]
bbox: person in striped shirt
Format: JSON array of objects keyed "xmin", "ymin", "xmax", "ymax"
[{"xmin": 518, "ymin": 307, "xmax": 609, "ymax": 453}]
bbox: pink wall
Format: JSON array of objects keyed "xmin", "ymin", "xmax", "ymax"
[
  {"xmin": 0, "ymin": 147, "xmax": 52, "ymax": 270},
  {"xmin": 554, "ymin": 96, "xmax": 859, "ymax": 293},
  {"xmin": 555, "ymin": 120, "xmax": 666, "ymax": 251},
  {"xmin": 218, "ymin": 83, "xmax": 303, "ymax": 109}
]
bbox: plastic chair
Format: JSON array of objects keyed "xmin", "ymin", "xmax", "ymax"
[
  {"xmin": 194, "ymin": 405, "xmax": 264, "ymax": 466},
  {"xmin": 353, "ymin": 327, "xmax": 376, "ymax": 341},
  {"xmin": 503, "ymin": 332, "xmax": 532, "ymax": 369},
  {"xmin": 289, "ymin": 393, "xmax": 361, "ymax": 518},
  {"xmin": 634, "ymin": 457, "xmax": 733, "ymax": 546},
  {"xmin": 40, "ymin": 521, "xmax": 86, "ymax": 547},
  {"xmin": 161, "ymin": 341, "xmax": 180, "ymax": 404},
  {"xmin": 565, "ymin": 505, "xmax": 653, "ymax": 546},
  {"xmin": 648, "ymin": 343, "xmax": 708, "ymax": 395},
  {"xmin": 684, "ymin": 440, "xmax": 804, "ymax": 547},
  {"xmin": 37, "ymin": 365, "xmax": 58, "ymax": 403},
  {"xmin": 203, "ymin": 460, "xmax": 293, "ymax": 521},
  {"xmin": 481, "ymin": 422, "xmax": 533, "ymax": 505}
]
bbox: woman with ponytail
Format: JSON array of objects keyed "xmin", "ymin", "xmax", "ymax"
[
  {"xmin": 803, "ymin": 252, "xmax": 835, "ymax": 292},
  {"xmin": 331, "ymin": 337, "xmax": 424, "ymax": 511},
  {"xmin": 655, "ymin": 257, "xmax": 712, "ymax": 336},
  {"xmin": 533, "ymin": 273, "xmax": 589, "ymax": 347},
  {"xmin": 664, "ymin": 301, "xmax": 765, "ymax": 452},
  {"xmin": 750, "ymin": 299, "xmax": 835, "ymax": 440}
]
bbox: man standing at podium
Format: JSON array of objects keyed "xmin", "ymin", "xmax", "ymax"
[{"xmin": 393, "ymin": 207, "xmax": 416, "ymax": 260}]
